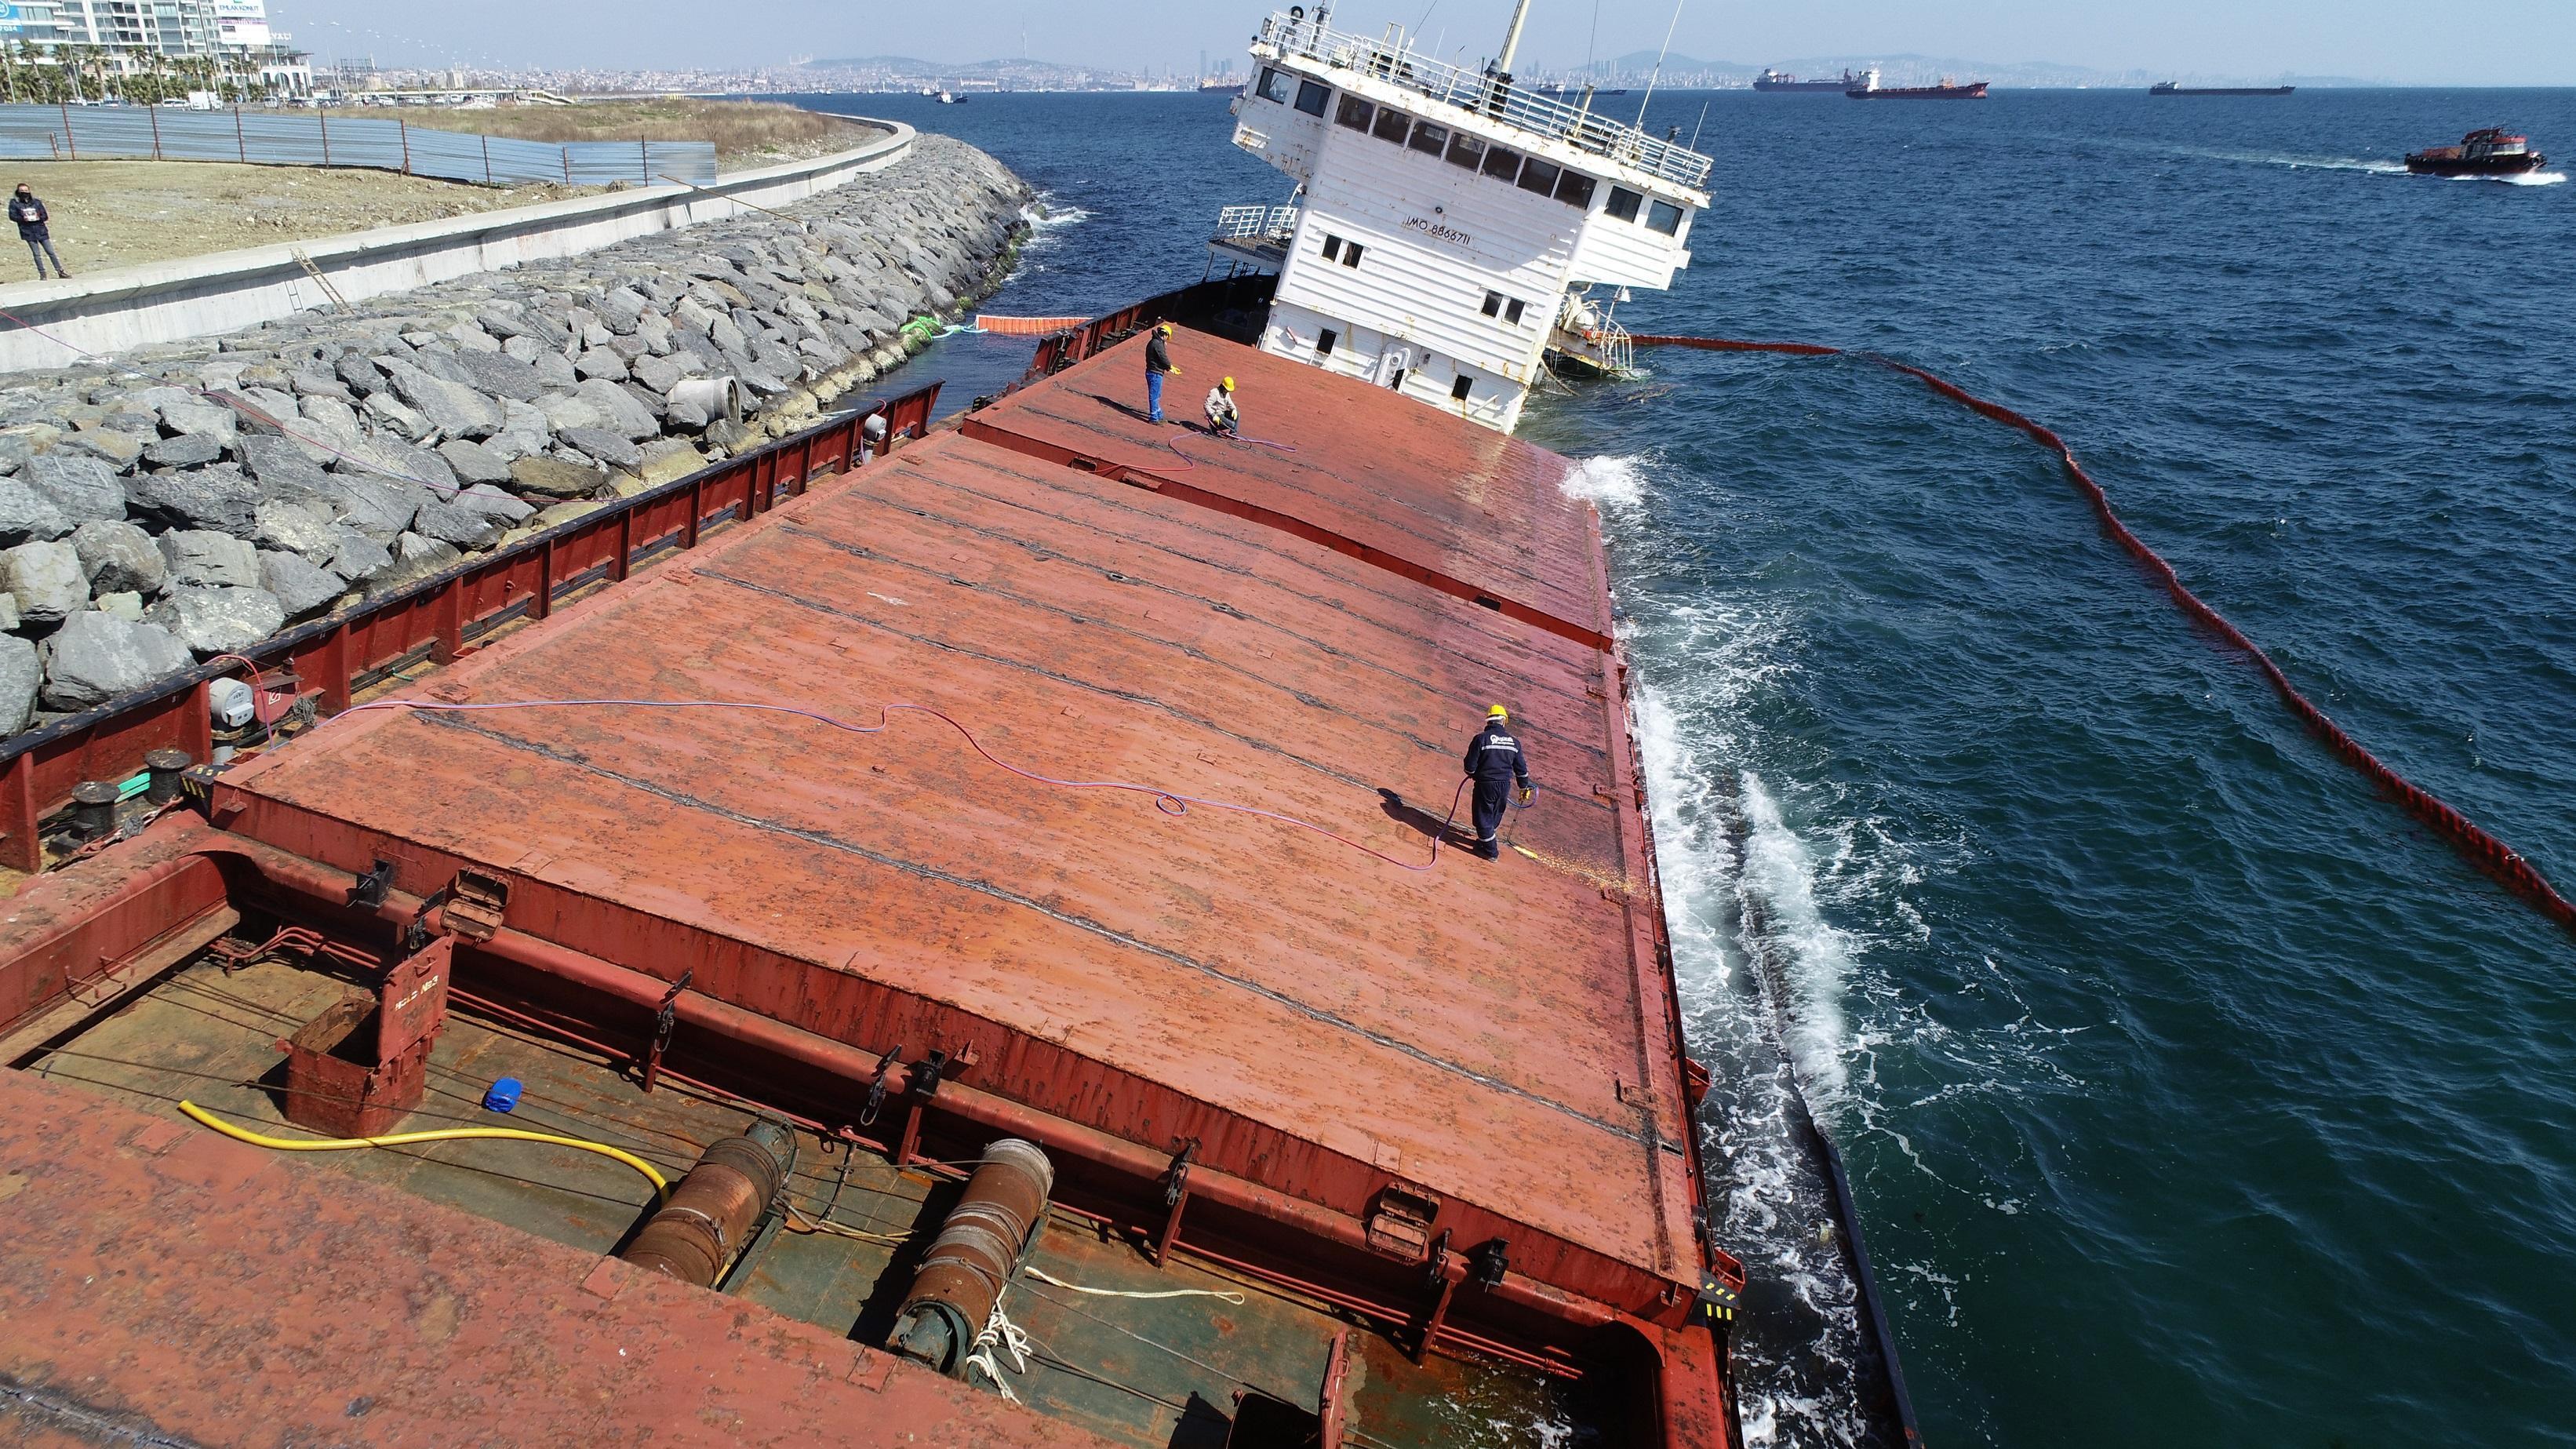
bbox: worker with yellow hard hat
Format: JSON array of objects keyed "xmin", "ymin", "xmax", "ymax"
[
  {"xmin": 1461, "ymin": 704, "xmax": 1535, "ymax": 861},
  {"xmin": 1144, "ymin": 321, "xmax": 1180, "ymax": 424},
  {"xmin": 1204, "ymin": 373, "xmax": 1241, "ymax": 437}
]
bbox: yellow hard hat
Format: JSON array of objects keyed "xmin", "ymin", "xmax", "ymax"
[
  {"xmin": 1221, "ymin": 377, "xmax": 1235, "ymax": 391},
  {"xmin": 1156, "ymin": 322, "xmax": 1173, "ymax": 335},
  {"xmin": 1487, "ymin": 704, "xmax": 1508, "ymax": 720}
]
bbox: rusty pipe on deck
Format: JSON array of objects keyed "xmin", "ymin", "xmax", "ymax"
[
  {"xmin": 620, "ymin": 1117, "xmax": 796, "ymax": 1286},
  {"xmin": 888, "ymin": 1138, "xmax": 1054, "ymax": 1377},
  {"xmin": 211, "ymin": 839, "xmax": 1623, "ymax": 1334}
]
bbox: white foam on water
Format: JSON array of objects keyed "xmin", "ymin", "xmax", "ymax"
[
  {"xmin": 1558, "ymin": 453, "xmax": 1647, "ymax": 510},
  {"xmin": 1019, "ymin": 196, "xmax": 1091, "ymax": 231},
  {"xmin": 2483, "ymin": 170, "xmax": 2567, "ymax": 187},
  {"xmin": 1735, "ymin": 773, "xmax": 1857, "ymax": 1102}
]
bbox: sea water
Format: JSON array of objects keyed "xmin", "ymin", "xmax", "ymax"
[{"xmin": 808, "ymin": 88, "xmax": 2576, "ymax": 1447}]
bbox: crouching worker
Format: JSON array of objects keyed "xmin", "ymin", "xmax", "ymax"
[
  {"xmin": 1205, "ymin": 376, "xmax": 1240, "ymax": 437},
  {"xmin": 1461, "ymin": 704, "xmax": 1534, "ymax": 861}
]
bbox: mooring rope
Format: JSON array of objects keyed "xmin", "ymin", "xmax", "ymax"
[{"xmin": 1630, "ymin": 333, "xmax": 2576, "ymax": 939}]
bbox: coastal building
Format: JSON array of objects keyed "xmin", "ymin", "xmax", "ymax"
[
  {"xmin": 1219, "ymin": 7, "xmax": 1710, "ymax": 431},
  {"xmin": 0, "ymin": 0, "xmax": 311, "ymax": 93}
]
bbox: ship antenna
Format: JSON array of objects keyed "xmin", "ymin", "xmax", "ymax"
[
  {"xmin": 1632, "ymin": 0, "xmax": 1685, "ymax": 129},
  {"xmin": 1496, "ymin": 0, "xmax": 1534, "ymax": 74},
  {"xmin": 1689, "ymin": 97, "xmax": 1709, "ymax": 149}
]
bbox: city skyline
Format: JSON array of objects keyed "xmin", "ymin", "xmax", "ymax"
[{"xmin": 260, "ymin": 1, "xmax": 2576, "ymax": 88}]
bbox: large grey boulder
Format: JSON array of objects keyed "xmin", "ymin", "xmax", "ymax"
[
  {"xmin": 326, "ymin": 531, "xmax": 393, "ymax": 584},
  {"xmin": 630, "ymin": 353, "xmax": 693, "ymax": 396},
  {"xmin": 334, "ymin": 352, "xmax": 384, "ymax": 396},
  {"xmin": 157, "ymin": 399, "xmax": 236, "ymax": 441},
  {"xmin": 322, "ymin": 475, "xmax": 428, "ymax": 541},
  {"xmin": 41, "ymin": 611, "xmax": 192, "ymax": 711},
  {"xmin": 253, "ymin": 498, "xmax": 340, "ymax": 562},
  {"xmin": 72, "ymin": 519, "xmax": 167, "ymax": 595},
  {"xmin": 595, "ymin": 287, "xmax": 649, "ymax": 334},
  {"xmin": 437, "ymin": 438, "xmax": 513, "ymax": 485},
  {"xmin": 143, "ymin": 431, "xmax": 225, "ymax": 468},
  {"xmin": 453, "ymin": 483, "xmax": 535, "ymax": 524},
  {"xmin": 22, "ymin": 453, "xmax": 127, "ymax": 524},
  {"xmin": 147, "ymin": 585, "xmax": 287, "ymax": 656},
  {"xmin": 63, "ymin": 428, "xmax": 147, "ymax": 470},
  {"xmin": 0, "ymin": 479, "xmax": 71, "ymax": 543},
  {"xmin": 383, "ymin": 361, "xmax": 504, "ymax": 439},
  {"xmin": 576, "ymin": 377, "xmax": 660, "ymax": 441},
  {"xmin": 0, "ymin": 635, "xmax": 38, "ymax": 734},
  {"xmin": 236, "ymin": 433, "xmax": 333, "ymax": 499},
  {"xmin": 158, "ymin": 529, "xmax": 262, "ymax": 589},
  {"xmin": 258, "ymin": 548, "xmax": 344, "ymax": 619},
  {"xmin": 574, "ymin": 348, "xmax": 629, "ymax": 383},
  {"xmin": 413, "ymin": 499, "xmax": 504, "ymax": 550},
  {"xmin": 129, "ymin": 467, "xmax": 260, "ymax": 534},
  {"xmin": 509, "ymin": 456, "xmax": 607, "ymax": 499},
  {"xmin": 454, "ymin": 348, "xmax": 548, "ymax": 402},
  {"xmin": 3, "ymin": 539, "xmax": 87, "ymax": 621},
  {"xmin": 561, "ymin": 427, "xmax": 642, "ymax": 469},
  {"xmin": 366, "ymin": 532, "xmax": 462, "ymax": 598}
]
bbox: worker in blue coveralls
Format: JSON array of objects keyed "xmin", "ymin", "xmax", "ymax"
[
  {"xmin": 1461, "ymin": 704, "xmax": 1534, "ymax": 861},
  {"xmin": 1144, "ymin": 322, "xmax": 1181, "ymax": 423}
]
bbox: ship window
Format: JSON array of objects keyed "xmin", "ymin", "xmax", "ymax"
[
  {"xmin": 1452, "ymin": 373, "xmax": 1475, "ymax": 402},
  {"xmin": 1409, "ymin": 120, "xmax": 1448, "ymax": 157},
  {"xmin": 1482, "ymin": 290, "xmax": 1504, "ymax": 318},
  {"xmin": 1481, "ymin": 144, "xmax": 1523, "ymax": 182},
  {"xmin": 1446, "ymin": 132, "xmax": 1486, "ymax": 169},
  {"xmin": 1647, "ymin": 199, "xmax": 1684, "ymax": 235},
  {"xmin": 1554, "ymin": 170, "xmax": 1596, "ymax": 208},
  {"xmin": 1606, "ymin": 186, "xmax": 1643, "ymax": 222},
  {"xmin": 1295, "ymin": 79, "xmax": 1331, "ymax": 116},
  {"xmin": 1335, "ymin": 94, "xmax": 1374, "ymax": 130},
  {"xmin": 1316, "ymin": 328, "xmax": 1337, "ymax": 357},
  {"xmin": 1257, "ymin": 67, "xmax": 1293, "ymax": 104},
  {"xmin": 1517, "ymin": 155, "xmax": 1562, "ymax": 197},
  {"xmin": 1505, "ymin": 298, "xmax": 1526, "ymax": 325},
  {"xmin": 1342, "ymin": 242, "xmax": 1364, "ymax": 268},
  {"xmin": 1320, "ymin": 234, "xmax": 1342, "ymax": 261},
  {"xmin": 1372, "ymin": 107, "xmax": 1411, "ymax": 144}
]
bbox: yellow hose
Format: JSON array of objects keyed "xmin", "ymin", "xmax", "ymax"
[{"xmin": 178, "ymin": 1100, "xmax": 671, "ymax": 1200}]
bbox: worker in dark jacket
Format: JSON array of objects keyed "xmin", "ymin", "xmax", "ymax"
[
  {"xmin": 1461, "ymin": 705, "xmax": 1534, "ymax": 860},
  {"xmin": 9, "ymin": 184, "xmax": 65, "ymax": 280},
  {"xmin": 1144, "ymin": 322, "xmax": 1180, "ymax": 424}
]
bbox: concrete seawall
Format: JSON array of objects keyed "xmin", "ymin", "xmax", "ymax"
[
  {"xmin": 0, "ymin": 122, "xmax": 919, "ymax": 374},
  {"xmin": 0, "ymin": 129, "xmax": 1031, "ymax": 736}
]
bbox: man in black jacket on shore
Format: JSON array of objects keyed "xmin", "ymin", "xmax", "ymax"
[
  {"xmin": 9, "ymin": 184, "xmax": 65, "ymax": 280},
  {"xmin": 1461, "ymin": 705, "xmax": 1534, "ymax": 861}
]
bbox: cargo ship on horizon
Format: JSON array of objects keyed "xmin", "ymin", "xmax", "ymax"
[
  {"xmin": 1756, "ymin": 66, "xmax": 1872, "ymax": 92},
  {"xmin": 2151, "ymin": 80, "xmax": 2296, "ymax": 95}
]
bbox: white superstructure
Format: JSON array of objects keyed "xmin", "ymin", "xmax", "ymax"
[{"xmin": 1220, "ymin": 8, "xmax": 1712, "ymax": 433}]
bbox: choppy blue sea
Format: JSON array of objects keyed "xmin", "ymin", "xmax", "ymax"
[{"xmin": 806, "ymin": 87, "xmax": 2576, "ymax": 1447}]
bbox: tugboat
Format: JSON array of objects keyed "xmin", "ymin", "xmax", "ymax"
[
  {"xmin": 1847, "ymin": 71, "xmax": 1988, "ymax": 99},
  {"xmin": 2405, "ymin": 127, "xmax": 2547, "ymax": 177}
]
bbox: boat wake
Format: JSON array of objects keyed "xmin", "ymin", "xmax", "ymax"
[{"xmin": 2477, "ymin": 169, "xmax": 2567, "ymax": 186}]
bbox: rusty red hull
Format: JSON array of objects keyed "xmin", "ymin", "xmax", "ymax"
[{"xmin": 0, "ymin": 325, "xmax": 1739, "ymax": 1445}]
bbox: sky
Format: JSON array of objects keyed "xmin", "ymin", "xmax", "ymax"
[{"xmin": 264, "ymin": 1, "xmax": 2576, "ymax": 86}]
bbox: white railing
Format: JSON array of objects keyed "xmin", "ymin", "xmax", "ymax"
[
  {"xmin": 1254, "ymin": 12, "xmax": 1714, "ymax": 191},
  {"xmin": 1214, "ymin": 203, "xmax": 1301, "ymax": 242}
]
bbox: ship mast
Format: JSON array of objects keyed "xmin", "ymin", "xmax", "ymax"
[{"xmin": 1496, "ymin": 0, "xmax": 1534, "ymax": 75}]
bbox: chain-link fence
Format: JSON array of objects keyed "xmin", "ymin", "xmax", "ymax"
[{"xmin": 0, "ymin": 104, "xmax": 719, "ymax": 187}]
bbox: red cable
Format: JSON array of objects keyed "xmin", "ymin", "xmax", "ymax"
[
  {"xmin": 1632, "ymin": 333, "xmax": 2576, "ymax": 938},
  {"xmin": 346, "ymin": 697, "xmax": 1470, "ymax": 872}
]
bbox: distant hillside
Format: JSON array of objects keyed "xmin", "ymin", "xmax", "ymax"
[{"xmin": 1554, "ymin": 48, "xmax": 2381, "ymax": 89}]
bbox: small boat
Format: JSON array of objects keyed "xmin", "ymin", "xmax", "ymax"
[
  {"xmin": 2405, "ymin": 127, "xmax": 2547, "ymax": 177},
  {"xmin": 2150, "ymin": 82, "xmax": 2294, "ymax": 96}
]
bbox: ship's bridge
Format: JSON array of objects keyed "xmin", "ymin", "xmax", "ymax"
[{"xmin": 1224, "ymin": 9, "xmax": 1713, "ymax": 433}]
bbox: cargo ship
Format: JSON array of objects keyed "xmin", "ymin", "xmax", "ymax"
[
  {"xmin": 1755, "ymin": 67, "xmax": 1872, "ymax": 93},
  {"xmin": 2149, "ymin": 81, "xmax": 2295, "ymax": 95},
  {"xmin": 1849, "ymin": 73, "xmax": 1989, "ymax": 99},
  {"xmin": 0, "ymin": 6, "xmax": 1919, "ymax": 1447},
  {"xmin": 2406, "ymin": 126, "xmax": 2548, "ymax": 177}
]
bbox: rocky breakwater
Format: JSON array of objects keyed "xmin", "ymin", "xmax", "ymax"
[{"xmin": 0, "ymin": 133, "xmax": 1029, "ymax": 737}]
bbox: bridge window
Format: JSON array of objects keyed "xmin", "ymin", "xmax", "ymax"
[
  {"xmin": 1647, "ymin": 199, "xmax": 1686, "ymax": 235},
  {"xmin": 1335, "ymin": 94, "xmax": 1374, "ymax": 130},
  {"xmin": 1505, "ymin": 298, "xmax": 1526, "ymax": 324},
  {"xmin": 1317, "ymin": 329, "xmax": 1337, "ymax": 357},
  {"xmin": 1409, "ymin": 120, "xmax": 1449, "ymax": 157},
  {"xmin": 1606, "ymin": 186, "xmax": 1643, "ymax": 222},
  {"xmin": 1482, "ymin": 290, "xmax": 1503, "ymax": 317},
  {"xmin": 1452, "ymin": 374, "xmax": 1475, "ymax": 402},
  {"xmin": 1372, "ymin": 106, "xmax": 1411, "ymax": 144},
  {"xmin": 1341, "ymin": 242, "xmax": 1365, "ymax": 268},
  {"xmin": 1257, "ymin": 67, "xmax": 1293, "ymax": 104},
  {"xmin": 1446, "ymin": 132, "xmax": 1486, "ymax": 170},
  {"xmin": 1554, "ymin": 170, "xmax": 1596, "ymax": 209},
  {"xmin": 1516, "ymin": 155, "xmax": 1562, "ymax": 198},
  {"xmin": 1295, "ymin": 78, "xmax": 1331, "ymax": 116},
  {"xmin": 1481, "ymin": 144, "xmax": 1523, "ymax": 183},
  {"xmin": 1321, "ymin": 234, "xmax": 1342, "ymax": 261}
]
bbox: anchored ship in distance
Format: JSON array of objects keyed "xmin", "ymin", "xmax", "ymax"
[
  {"xmin": 2150, "ymin": 81, "xmax": 2296, "ymax": 96},
  {"xmin": 1849, "ymin": 72, "xmax": 1989, "ymax": 99},
  {"xmin": 1756, "ymin": 67, "xmax": 1873, "ymax": 93}
]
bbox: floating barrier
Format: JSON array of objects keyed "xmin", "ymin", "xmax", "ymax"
[
  {"xmin": 973, "ymin": 313, "xmax": 1093, "ymax": 336},
  {"xmin": 1632, "ymin": 333, "xmax": 2576, "ymax": 939}
]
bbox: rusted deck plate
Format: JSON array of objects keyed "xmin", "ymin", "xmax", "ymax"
[
  {"xmin": 0, "ymin": 1067, "xmax": 1115, "ymax": 1447},
  {"xmin": 207, "ymin": 424, "xmax": 1696, "ymax": 1294},
  {"xmin": 962, "ymin": 327, "xmax": 1614, "ymax": 647}
]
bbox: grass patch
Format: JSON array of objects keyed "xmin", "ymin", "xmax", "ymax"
[{"xmin": 319, "ymin": 99, "xmax": 881, "ymax": 169}]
